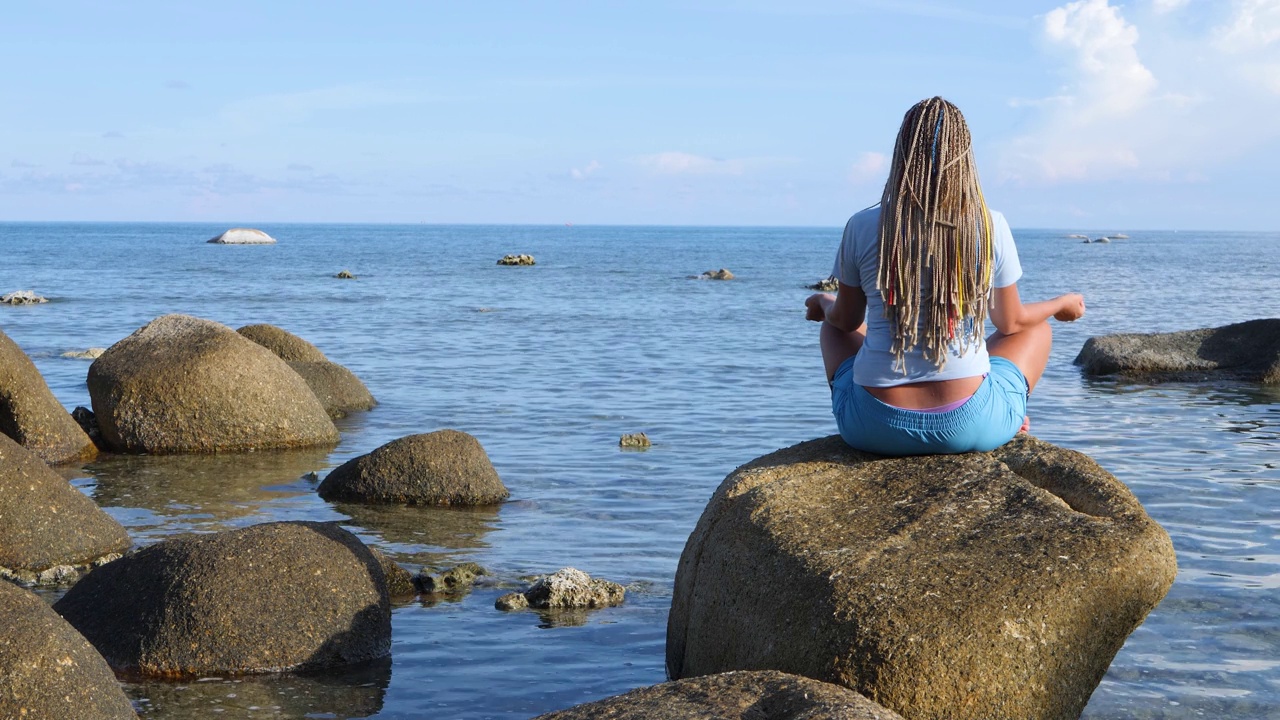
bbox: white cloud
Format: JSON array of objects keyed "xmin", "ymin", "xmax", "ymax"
[
  {"xmin": 570, "ymin": 160, "xmax": 601, "ymax": 180},
  {"xmin": 848, "ymin": 152, "xmax": 888, "ymax": 185},
  {"xmin": 1214, "ymin": 0, "xmax": 1280, "ymax": 52},
  {"xmin": 1151, "ymin": 0, "xmax": 1190, "ymax": 14},
  {"xmin": 635, "ymin": 151, "xmax": 748, "ymax": 176},
  {"xmin": 1000, "ymin": 0, "xmax": 1158, "ymax": 182}
]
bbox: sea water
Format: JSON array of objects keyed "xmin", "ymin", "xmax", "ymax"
[{"xmin": 1, "ymin": 223, "xmax": 1277, "ymax": 719}]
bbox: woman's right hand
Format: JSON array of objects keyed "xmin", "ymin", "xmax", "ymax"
[
  {"xmin": 1054, "ymin": 293, "xmax": 1086, "ymax": 322},
  {"xmin": 805, "ymin": 293, "xmax": 835, "ymax": 322}
]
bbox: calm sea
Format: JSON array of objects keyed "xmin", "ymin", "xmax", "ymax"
[{"xmin": 2, "ymin": 222, "xmax": 1278, "ymax": 719}]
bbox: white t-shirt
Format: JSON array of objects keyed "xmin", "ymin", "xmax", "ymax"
[{"xmin": 832, "ymin": 204, "xmax": 1023, "ymax": 387}]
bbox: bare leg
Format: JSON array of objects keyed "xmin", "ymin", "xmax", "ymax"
[
  {"xmin": 987, "ymin": 320, "xmax": 1052, "ymax": 394},
  {"xmin": 821, "ymin": 320, "xmax": 867, "ymax": 383}
]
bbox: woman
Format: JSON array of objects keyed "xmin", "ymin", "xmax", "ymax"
[{"xmin": 805, "ymin": 97, "xmax": 1085, "ymax": 456}]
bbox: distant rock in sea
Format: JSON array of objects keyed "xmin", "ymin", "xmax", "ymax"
[
  {"xmin": 619, "ymin": 432, "xmax": 651, "ymax": 449},
  {"xmin": 808, "ymin": 276, "xmax": 839, "ymax": 292},
  {"xmin": 1094, "ymin": 237, "xmax": 1111, "ymax": 243},
  {"xmin": 207, "ymin": 228, "xmax": 276, "ymax": 244},
  {"xmin": 497, "ymin": 254, "xmax": 536, "ymax": 266},
  {"xmin": 336, "ymin": 270, "xmax": 356, "ymax": 279},
  {"xmin": 62, "ymin": 348, "xmax": 106, "ymax": 360},
  {"xmin": 1067, "ymin": 234, "xmax": 1089, "ymax": 239},
  {"xmin": 1, "ymin": 290, "xmax": 48, "ymax": 305},
  {"xmin": 1111, "ymin": 233, "xmax": 1129, "ymax": 239},
  {"xmin": 699, "ymin": 268, "xmax": 735, "ymax": 280}
]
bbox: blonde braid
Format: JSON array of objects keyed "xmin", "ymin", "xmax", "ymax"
[{"xmin": 877, "ymin": 97, "xmax": 994, "ymax": 372}]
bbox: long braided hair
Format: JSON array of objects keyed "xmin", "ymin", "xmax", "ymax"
[{"xmin": 877, "ymin": 97, "xmax": 994, "ymax": 372}]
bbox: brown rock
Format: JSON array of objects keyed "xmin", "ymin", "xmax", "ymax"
[
  {"xmin": 414, "ymin": 562, "xmax": 487, "ymax": 594},
  {"xmin": 1075, "ymin": 319, "xmax": 1280, "ymax": 383},
  {"xmin": 237, "ymin": 323, "xmax": 377, "ymax": 417},
  {"xmin": 619, "ymin": 432, "xmax": 651, "ymax": 448},
  {"xmin": 318, "ymin": 430, "xmax": 509, "ymax": 506},
  {"xmin": 497, "ymin": 254, "xmax": 536, "ymax": 266},
  {"xmin": 533, "ymin": 670, "xmax": 904, "ymax": 720},
  {"xmin": 87, "ymin": 314, "xmax": 339, "ymax": 453},
  {"xmin": 370, "ymin": 548, "xmax": 418, "ymax": 598},
  {"xmin": 0, "ymin": 433, "xmax": 130, "ymax": 581},
  {"xmin": 667, "ymin": 434, "xmax": 1177, "ymax": 720},
  {"xmin": 0, "ymin": 329, "xmax": 97, "ymax": 463},
  {"xmin": 0, "ymin": 582, "xmax": 137, "ymax": 719},
  {"xmin": 53, "ymin": 521, "xmax": 391, "ymax": 677},
  {"xmin": 700, "ymin": 268, "xmax": 734, "ymax": 280}
]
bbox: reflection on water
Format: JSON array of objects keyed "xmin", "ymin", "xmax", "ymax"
[
  {"xmin": 126, "ymin": 658, "xmax": 390, "ymax": 719},
  {"xmin": 72, "ymin": 448, "xmax": 333, "ymax": 542},
  {"xmin": 333, "ymin": 502, "xmax": 501, "ymax": 571}
]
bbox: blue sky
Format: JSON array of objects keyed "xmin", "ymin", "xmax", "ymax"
[{"xmin": 4, "ymin": 0, "xmax": 1280, "ymax": 229}]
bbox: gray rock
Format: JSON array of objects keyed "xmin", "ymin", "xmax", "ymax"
[
  {"xmin": 0, "ymin": 433, "xmax": 129, "ymax": 582},
  {"xmin": 318, "ymin": 430, "xmax": 509, "ymax": 506},
  {"xmin": 1075, "ymin": 319, "xmax": 1280, "ymax": 384},
  {"xmin": 336, "ymin": 270, "xmax": 356, "ymax": 279},
  {"xmin": 61, "ymin": 347, "xmax": 106, "ymax": 360},
  {"xmin": 53, "ymin": 521, "xmax": 391, "ymax": 677},
  {"xmin": 0, "ymin": 290, "xmax": 49, "ymax": 305},
  {"xmin": 0, "ymin": 329, "xmax": 98, "ymax": 464},
  {"xmin": 700, "ymin": 268, "xmax": 735, "ymax": 280},
  {"xmin": 87, "ymin": 314, "xmax": 339, "ymax": 453},
  {"xmin": 497, "ymin": 254, "xmax": 536, "ymax": 266},
  {"xmin": 237, "ymin": 323, "xmax": 376, "ymax": 418},
  {"xmin": 533, "ymin": 670, "xmax": 903, "ymax": 720},
  {"xmin": 496, "ymin": 567, "xmax": 625, "ymax": 611},
  {"xmin": 0, "ymin": 582, "xmax": 137, "ymax": 719},
  {"xmin": 667, "ymin": 434, "xmax": 1177, "ymax": 720},
  {"xmin": 207, "ymin": 227, "xmax": 276, "ymax": 244},
  {"xmin": 808, "ymin": 276, "xmax": 839, "ymax": 292}
]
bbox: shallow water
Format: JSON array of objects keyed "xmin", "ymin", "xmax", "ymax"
[{"xmin": 2, "ymin": 222, "xmax": 1278, "ymax": 718}]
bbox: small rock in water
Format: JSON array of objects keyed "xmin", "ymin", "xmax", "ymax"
[
  {"xmin": 699, "ymin": 268, "xmax": 734, "ymax": 280},
  {"xmin": 495, "ymin": 567, "xmax": 625, "ymax": 611},
  {"xmin": 619, "ymin": 432, "xmax": 651, "ymax": 449},
  {"xmin": 2, "ymin": 290, "xmax": 48, "ymax": 305},
  {"xmin": 497, "ymin": 254, "xmax": 536, "ymax": 266},
  {"xmin": 415, "ymin": 562, "xmax": 488, "ymax": 594},
  {"xmin": 807, "ymin": 276, "xmax": 839, "ymax": 292},
  {"xmin": 62, "ymin": 348, "xmax": 106, "ymax": 360},
  {"xmin": 335, "ymin": 270, "xmax": 356, "ymax": 279}
]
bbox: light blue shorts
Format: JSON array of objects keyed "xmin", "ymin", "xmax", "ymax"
[{"xmin": 831, "ymin": 356, "xmax": 1029, "ymax": 456}]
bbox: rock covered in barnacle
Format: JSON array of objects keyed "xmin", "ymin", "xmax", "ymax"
[
  {"xmin": 495, "ymin": 567, "xmax": 625, "ymax": 611},
  {"xmin": 497, "ymin": 254, "xmax": 536, "ymax": 266},
  {"xmin": 1, "ymin": 290, "xmax": 49, "ymax": 305}
]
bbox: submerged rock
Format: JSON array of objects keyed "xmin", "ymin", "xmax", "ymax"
[
  {"xmin": 0, "ymin": 433, "xmax": 130, "ymax": 583},
  {"xmin": 533, "ymin": 670, "xmax": 904, "ymax": 720},
  {"xmin": 0, "ymin": 329, "xmax": 98, "ymax": 463},
  {"xmin": 0, "ymin": 582, "xmax": 138, "ymax": 719},
  {"xmin": 336, "ymin": 270, "xmax": 356, "ymax": 279},
  {"xmin": 497, "ymin": 254, "xmax": 536, "ymax": 266},
  {"xmin": 807, "ymin": 276, "xmax": 839, "ymax": 292},
  {"xmin": 667, "ymin": 434, "xmax": 1177, "ymax": 720},
  {"xmin": 319, "ymin": 430, "xmax": 509, "ymax": 506},
  {"xmin": 87, "ymin": 314, "xmax": 338, "ymax": 453},
  {"xmin": 0, "ymin": 290, "xmax": 48, "ymax": 305},
  {"xmin": 496, "ymin": 567, "xmax": 625, "ymax": 612},
  {"xmin": 237, "ymin": 323, "xmax": 376, "ymax": 418},
  {"xmin": 1075, "ymin": 319, "xmax": 1280, "ymax": 384},
  {"xmin": 700, "ymin": 268, "xmax": 735, "ymax": 280},
  {"xmin": 207, "ymin": 227, "xmax": 276, "ymax": 244},
  {"xmin": 414, "ymin": 562, "xmax": 487, "ymax": 594},
  {"xmin": 53, "ymin": 521, "xmax": 392, "ymax": 677},
  {"xmin": 369, "ymin": 548, "xmax": 418, "ymax": 598}
]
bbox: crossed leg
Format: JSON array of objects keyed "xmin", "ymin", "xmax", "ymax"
[{"xmin": 987, "ymin": 320, "xmax": 1053, "ymax": 432}]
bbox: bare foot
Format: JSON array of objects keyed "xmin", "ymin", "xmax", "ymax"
[{"xmin": 1018, "ymin": 416, "xmax": 1030, "ymax": 434}]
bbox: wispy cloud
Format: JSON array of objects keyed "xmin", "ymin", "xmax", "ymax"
[
  {"xmin": 635, "ymin": 151, "xmax": 750, "ymax": 176},
  {"xmin": 848, "ymin": 151, "xmax": 888, "ymax": 185},
  {"xmin": 1151, "ymin": 0, "xmax": 1190, "ymax": 14},
  {"xmin": 570, "ymin": 160, "xmax": 601, "ymax": 180},
  {"xmin": 71, "ymin": 152, "xmax": 107, "ymax": 166}
]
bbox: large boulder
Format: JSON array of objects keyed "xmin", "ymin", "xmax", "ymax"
[
  {"xmin": 533, "ymin": 670, "xmax": 904, "ymax": 720},
  {"xmin": 667, "ymin": 434, "xmax": 1177, "ymax": 720},
  {"xmin": 53, "ymin": 521, "xmax": 392, "ymax": 677},
  {"xmin": 0, "ymin": 329, "xmax": 97, "ymax": 463},
  {"xmin": 0, "ymin": 433, "xmax": 130, "ymax": 583},
  {"xmin": 0, "ymin": 582, "xmax": 137, "ymax": 719},
  {"xmin": 87, "ymin": 314, "xmax": 339, "ymax": 453},
  {"xmin": 1074, "ymin": 318, "xmax": 1280, "ymax": 384},
  {"xmin": 207, "ymin": 227, "xmax": 275, "ymax": 244},
  {"xmin": 237, "ymin": 323, "xmax": 376, "ymax": 418},
  {"xmin": 318, "ymin": 430, "xmax": 509, "ymax": 506}
]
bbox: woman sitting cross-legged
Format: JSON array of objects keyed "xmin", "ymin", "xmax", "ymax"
[{"xmin": 805, "ymin": 96, "xmax": 1085, "ymax": 457}]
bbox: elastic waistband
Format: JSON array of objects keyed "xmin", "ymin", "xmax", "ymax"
[{"xmin": 852, "ymin": 378, "xmax": 995, "ymax": 431}]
